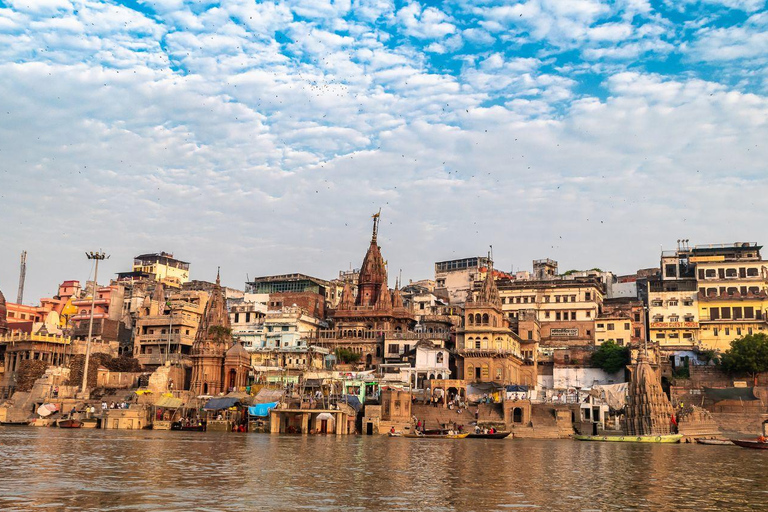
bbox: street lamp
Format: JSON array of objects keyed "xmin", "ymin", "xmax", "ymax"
[{"xmin": 81, "ymin": 251, "xmax": 110, "ymax": 395}]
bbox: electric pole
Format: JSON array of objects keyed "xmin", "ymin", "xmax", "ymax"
[{"xmin": 81, "ymin": 251, "xmax": 110, "ymax": 395}]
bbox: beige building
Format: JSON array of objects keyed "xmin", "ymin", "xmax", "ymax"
[
  {"xmin": 648, "ymin": 279, "xmax": 699, "ymax": 349},
  {"xmin": 498, "ymin": 278, "xmax": 604, "ymax": 347},
  {"xmin": 434, "ymin": 256, "xmax": 492, "ymax": 305},
  {"xmin": 133, "ymin": 285, "xmax": 208, "ymax": 369},
  {"xmin": 594, "ymin": 315, "xmax": 633, "ymax": 346},
  {"xmin": 125, "ymin": 252, "xmax": 190, "ymax": 288}
]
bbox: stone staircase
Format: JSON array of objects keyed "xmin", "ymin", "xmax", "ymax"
[{"xmin": 412, "ymin": 404, "xmax": 477, "ymax": 430}]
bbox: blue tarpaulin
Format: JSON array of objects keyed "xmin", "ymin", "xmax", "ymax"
[
  {"xmin": 203, "ymin": 397, "xmax": 241, "ymax": 410},
  {"xmin": 506, "ymin": 385, "xmax": 529, "ymax": 392},
  {"xmin": 248, "ymin": 402, "xmax": 278, "ymax": 417},
  {"xmin": 342, "ymin": 395, "xmax": 361, "ymax": 412}
]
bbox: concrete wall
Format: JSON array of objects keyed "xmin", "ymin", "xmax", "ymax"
[{"xmin": 553, "ymin": 367, "xmax": 624, "ymax": 389}]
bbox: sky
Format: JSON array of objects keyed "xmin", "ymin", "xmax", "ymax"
[{"xmin": 1, "ymin": 0, "xmax": 767, "ymax": 303}]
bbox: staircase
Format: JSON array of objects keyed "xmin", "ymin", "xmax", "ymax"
[{"xmin": 412, "ymin": 404, "xmax": 477, "ymax": 430}]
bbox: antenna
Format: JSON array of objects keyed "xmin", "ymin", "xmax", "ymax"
[{"xmin": 17, "ymin": 250, "xmax": 27, "ymax": 304}]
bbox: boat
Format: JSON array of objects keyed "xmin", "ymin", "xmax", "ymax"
[
  {"xmin": 80, "ymin": 419, "xmax": 99, "ymax": 429},
  {"xmin": 171, "ymin": 421, "xmax": 206, "ymax": 432},
  {"xmin": 57, "ymin": 418, "xmax": 83, "ymax": 428},
  {"xmin": 0, "ymin": 420, "xmax": 30, "ymax": 427},
  {"xmin": 388, "ymin": 432, "xmax": 402, "ymax": 437},
  {"xmin": 696, "ymin": 438, "xmax": 733, "ymax": 446},
  {"xmin": 467, "ymin": 431, "xmax": 512, "ymax": 439},
  {"xmin": 732, "ymin": 439, "xmax": 768, "ymax": 450},
  {"xmin": 573, "ymin": 434, "xmax": 682, "ymax": 443},
  {"xmin": 403, "ymin": 432, "xmax": 469, "ymax": 439}
]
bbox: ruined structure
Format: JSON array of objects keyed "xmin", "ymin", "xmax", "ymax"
[
  {"xmin": 190, "ymin": 271, "xmax": 231, "ymax": 396},
  {"xmin": 625, "ymin": 351, "xmax": 675, "ymax": 436},
  {"xmin": 318, "ymin": 213, "xmax": 416, "ymax": 368}
]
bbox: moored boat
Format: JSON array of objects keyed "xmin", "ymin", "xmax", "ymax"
[
  {"xmin": 732, "ymin": 439, "xmax": 768, "ymax": 450},
  {"xmin": 696, "ymin": 438, "xmax": 733, "ymax": 446},
  {"xmin": 171, "ymin": 421, "xmax": 206, "ymax": 432},
  {"xmin": 0, "ymin": 420, "xmax": 30, "ymax": 427},
  {"xmin": 57, "ymin": 418, "xmax": 83, "ymax": 428},
  {"xmin": 403, "ymin": 432, "xmax": 469, "ymax": 439},
  {"xmin": 573, "ymin": 434, "xmax": 682, "ymax": 443},
  {"xmin": 466, "ymin": 431, "xmax": 511, "ymax": 439}
]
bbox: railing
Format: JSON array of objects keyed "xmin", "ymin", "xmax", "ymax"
[{"xmin": 0, "ymin": 333, "xmax": 71, "ymax": 345}]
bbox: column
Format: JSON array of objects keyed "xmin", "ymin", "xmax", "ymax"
[{"xmin": 301, "ymin": 413, "xmax": 309, "ymax": 434}]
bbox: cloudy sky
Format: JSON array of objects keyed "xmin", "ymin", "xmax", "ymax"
[{"xmin": 1, "ymin": 0, "xmax": 767, "ymax": 303}]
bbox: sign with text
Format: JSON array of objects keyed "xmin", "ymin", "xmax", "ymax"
[
  {"xmin": 550, "ymin": 327, "xmax": 579, "ymax": 337},
  {"xmin": 690, "ymin": 256, "xmax": 725, "ymax": 263},
  {"xmin": 649, "ymin": 322, "xmax": 698, "ymax": 329}
]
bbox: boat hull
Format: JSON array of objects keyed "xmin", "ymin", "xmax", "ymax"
[
  {"xmin": 574, "ymin": 434, "xmax": 682, "ymax": 443},
  {"xmin": 57, "ymin": 419, "xmax": 83, "ymax": 428},
  {"xmin": 403, "ymin": 433, "xmax": 469, "ymax": 439},
  {"xmin": 695, "ymin": 438, "xmax": 733, "ymax": 446},
  {"xmin": 467, "ymin": 432, "xmax": 512, "ymax": 439},
  {"xmin": 732, "ymin": 439, "xmax": 768, "ymax": 450}
]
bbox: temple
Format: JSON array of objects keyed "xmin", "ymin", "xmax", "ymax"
[
  {"xmin": 624, "ymin": 351, "xmax": 675, "ymax": 436},
  {"xmin": 317, "ymin": 213, "xmax": 416, "ymax": 368}
]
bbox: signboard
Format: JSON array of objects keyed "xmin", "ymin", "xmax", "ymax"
[
  {"xmin": 650, "ymin": 322, "xmax": 698, "ymax": 329},
  {"xmin": 550, "ymin": 328, "xmax": 579, "ymax": 337},
  {"xmin": 690, "ymin": 256, "xmax": 725, "ymax": 263}
]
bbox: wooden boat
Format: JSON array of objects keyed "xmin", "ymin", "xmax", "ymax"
[
  {"xmin": 57, "ymin": 418, "xmax": 83, "ymax": 428},
  {"xmin": 466, "ymin": 431, "xmax": 512, "ymax": 439},
  {"xmin": 388, "ymin": 432, "xmax": 402, "ymax": 437},
  {"xmin": 0, "ymin": 420, "xmax": 30, "ymax": 427},
  {"xmin": 171, "ymin": 421, "xmax": 206, "ymax": 432},
  {"xmin": 80, "ymin": 419, "xmax": 99, "ymax": 429},
  {"xmin": 403, "ymin": 432, "xmax": 469, "ymax": 439},
  {"xmin": 732, "ymin": 439, "xmax": 768, "ymax": 450},
  {"xmin": 695, "ymin": 438, "xmax": 733, "ymax": 446},
  {"xmin": 573, "ymin": 434, "xmax": 682, "ymax": 443}
]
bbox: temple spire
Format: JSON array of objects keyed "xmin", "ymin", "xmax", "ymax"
[
  {"xmin": 216, "ymin": 267, "xmax": 221, "ymax": 286},
  {"xmin": 371, "ymin": 209, "xmax": 381, "ymax": 243}
]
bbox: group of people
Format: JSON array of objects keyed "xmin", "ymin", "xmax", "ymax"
[{"xmin": 102, "ymin": 401, "xmax": 129, "ymax": 410}]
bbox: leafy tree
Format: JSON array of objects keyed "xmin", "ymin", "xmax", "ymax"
[
  {"xmin": 720, "ymin": 333, "xmax": 768, "ymax": 385},
  {"xmin": 208, "ymin": 325, "xmax": 232, "ymax": 343},
  {"xmin": 591, "ymin": 340, "xmax": 630, "ymax": 374},
  {"xmin": 335, "ymin": 348, "xmax": 361, "ymax": 364}
]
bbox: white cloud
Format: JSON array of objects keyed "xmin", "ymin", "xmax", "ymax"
[{"xmin": 397, "ymin": 2, "xmax": 457, "ymax": 39}]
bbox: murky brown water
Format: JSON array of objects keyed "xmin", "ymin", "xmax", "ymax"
[{"xmin": 0, "ymin": 428, "xmax": 766, "ymax": 511}]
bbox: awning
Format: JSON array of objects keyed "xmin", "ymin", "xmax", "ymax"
[
  {"xmin": 253, "ymin": 388, "xmax": 284, "ymax": 404},
  {"xmin": 506, "ymin": 385, "xmax": 528, "ymax": 392},
  {"xmin": 704, "ymin": 387, "xmax": 758, "ymax": 401},
  {"xmin": 37, "ymin": 403, "xmax": 59, "ymax": 417},
  {"xmin": 248, "ymin": 402, "xmax": 278, "ymax": 417},
  {"xmin": 156, "ymin": 396, "xmax": 183, "ymax": 409},
  {"xmin": 203, "ymin": 397, "xmax": 241, "ymax": 410},
  {"xmin": 341, "ymin": 395, "xmax": 361, "ymax": 412}
]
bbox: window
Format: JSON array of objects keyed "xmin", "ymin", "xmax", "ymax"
[
  {"xmin": 388, "ymin": 345, "xmax": 399, "ymax": 354},
  {"xmin": 616, "ymin": 338, "xmax": 624, "ymax": 345},
  {"xmin": 634, "ymin": 328, "xmax": 640, "ymax": 337},
  {"xmin": 705, "ymin": 269, "xmax": 716, "ymax": 278},
  {"xmin": 747, "ymin": 268, "xmax": 759, "ymax": 277},
  {"xmin": 571, "ymin": 295, "xmax": 576, "ymax": 302},
  {"xmin": 725, "ymin": 328, "xmax": 730, "ymax": 336},
  {"xmin": 725, "ymin": 268, "xmax": 737, "ymax": 278},
  {"xmin": 555, "ymin": 296, "xmax": 560, "ymax": 303},
  {"xmin": 683, "ymin": 299, "xmax": 693, "ymax": 306},
  {"xmin": 585, "ymin": 292, "xmax": 591, "ymax": 301},
  {"xmin": 651, "ymin": 300, "xmax": 663, "ymax": 307},
  {"xmin": 709, "ymin": 308, "xmax": 719, "ymax": 320},
  {"xmin": 597, "ymin": 323, "xmax": 604, "ymax": 329},
  {"xmin": 665, "ymin": 264, "xmax": 677, "ymax": 278},
  {"xmin": 737, "ymin": 328, "xmax": 742, "ymax": 336},
  {"xmin": 570, "ymin": 312, "xmax": 576, "ymax": 320},
  {"xmin": 669, "ymin": 333, "xmax": 679, "ymax": 339},
  {"xmin": 475, "ymin": 340, "xmax": 481, "ymax": 349},
  {"xmin": 527, "ymin": 330, "xmax": 533, "ymax": 340},
  {"xmin": 669, "ymin": 315, "xmax": 679, "ymax": 322},
  {"xmin": 586, "ymin": 311, "xmax": 592, "ymax": 318},
  {"xmin": 683, "ymin": 332, "xmax": 693, "ymax": 339},
  {"xmin": 556, "ymin": 312, "xmax": 561, "ymax": 320},
  {"xmin": 607, "ymin": 323, "xmax": 614, "ymax": 330},
  {"xmin": 656, "ymin": 333, "xmax": 666, "ymax": 339},
  {"xmin": 624, "ymin": 323, "xmax": 630, "ymax": 330},
  {"xmin": 668, "ymin": 300, "xmax": 678, "ymax": 306},
  {"xmin": 634, "ymin": 313, "xmax": 641, "ymax": 321},
  {"xmin": 721, "ymin": 307, "xmax": 731, "ymax": 319},
  {"xmin": 745, "ymin": 307, "xmax": 754, "ymax": 319},
  {"xmin": 714, "ymin": 328, "xmax": 719, "ymax": 336},
  {"xmin": 545, "ymin": 311, "xmax": 550, "ymax": 319},
  {"xmin": 733, "ymin": 307, "xmax": 743, "ymax": 320}
]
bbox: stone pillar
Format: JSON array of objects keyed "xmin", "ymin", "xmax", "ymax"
[
  {"xmin": 270, "ymin": 411, "xmax": 281, "ymax": 433},
  {"xmin": 335, "ymin": 412, "xmax": 344, "ymax": 435},
  {"xmin": 301, "ymin": 413, "xmax": 309, "ymax": 434}
]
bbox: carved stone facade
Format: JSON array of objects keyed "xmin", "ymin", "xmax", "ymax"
[
  {"xmin": 190, "ymin": 271, "xmax": 231, "ymax": 396},
  {"xmin": 318, "ymin": 214, "xmax": 416, "ymax": 369},
  {"xmin": 223, "ymin": 340, "xmax": 250, "ymax": 391},
  {"xmin": 624, "ymin": 352, "xmax": 675, "ymax": 436}
]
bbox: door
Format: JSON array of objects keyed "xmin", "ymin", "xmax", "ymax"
[
  {"xmin": 366, "ymin": 422, "xmax": 373, "ymax": 435},
  {"xmin": 320, "ymin": 420, "xmax": 328, "ymax": 434}
]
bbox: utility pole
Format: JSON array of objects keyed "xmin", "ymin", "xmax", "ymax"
[
  {"xmin": 17, "ymin": 251, "xmax": 26, "ymax": 304},
  {"xmin": 81, "ymin": 251, "xmax": 109, "ymax": 395}
]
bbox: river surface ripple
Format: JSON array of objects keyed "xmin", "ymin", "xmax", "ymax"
[{"xmin": 0, "ymin": 428, "xmax": 766, "ymax": 511}]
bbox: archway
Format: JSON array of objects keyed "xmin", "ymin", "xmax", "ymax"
[
  {"xmin": 365, "ymin": 354, "xmax": 373, "ymax": 368},
  {"xmin": 513, "ymin": 408, "xmax": 523, "ymax": 423},
  {"xmin": 228, "ymin": 369, "xmax": 237, "ymax": 390}
]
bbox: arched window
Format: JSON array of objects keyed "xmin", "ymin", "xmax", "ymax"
[
  {"xmin": 482, "ymin": 337, "xmax": 488, "ymax": 349},
  {"xmin": 492, "ymin": 316, "xmax": 497, "ymax": 327},
  {"xmin": 468, "ymin": 315, "xmax": 474, "ymax": 325},
  {"xmin": 482, "ymin": 313, "xmax": 489, "ymax": 325},
  {"xmin": 475, "ymin": 339, "xmax": 481, "ymax": 349},
  {"xmin": 467, "ymin": 365, "xmax": 474, "ymax": 378},
  {"xmin": 475, "ymin": 313, "xmax": 482, "ymax": 324}
]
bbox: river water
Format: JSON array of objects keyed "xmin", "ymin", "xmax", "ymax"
[{"xmin": 0, "ymin": 428, "xmax": 766, "ymax": 511}]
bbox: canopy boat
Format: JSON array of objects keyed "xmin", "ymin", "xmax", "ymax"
[
  {"xmin": 696, "ymin": 438, "xmax": 733, "ymax": 446},
  {"xmin": 171, "ymin": 421, "xmax": 206, "ymax": 432},
  {"xmin": 57, "ymin": 418, "xmax": 83, "ymax": 428},
  {"xmin": 573, "ymin": 434, "xmax": 682, "ymax": 443},
  {"xmin": 404, "ymin": 432, "xmax": 469, "ymax": 439},
  {"xmin": 732, "ymin": 439, "xmax": 768, "ymax": 450},
  {"xmin": 467, "ymin": 431, "xmax": 512, "ymax": 439}
]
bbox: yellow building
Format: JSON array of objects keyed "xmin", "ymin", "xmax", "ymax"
[
  {"xmin": 594, "ymin": 315, "xmax": 633, "ymax": 346},
  {"xmin": 695, "ymin": 251, "xmax": 768, "ymax": 351},
  {"xmin": 126, "ymin": 252, "xmax": 190, "ymax": 288}
]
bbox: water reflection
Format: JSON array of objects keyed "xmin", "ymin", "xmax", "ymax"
[{"xmin": 0, "ymin": 429, "xmax": 766, "ymax": 511}]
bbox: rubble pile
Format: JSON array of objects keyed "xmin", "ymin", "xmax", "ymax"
[{"xmin": 16, "ymin": 360, "xmax": 50, "ymax": 391}]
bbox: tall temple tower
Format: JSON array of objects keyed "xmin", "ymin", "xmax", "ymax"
[
  {"xmin": 190, "ymin": 270, "xmax": 231, "ymax": 396},
  {"xmin": 625, "ymin": 351, "xmax": 675, "ymax": 436},
  {"xmin": 0, "ymin": 288, "xmax": 8, "ymax": 335},
  {"xmin": 357, "ymin": 212, "xmax": 387, "ymax": 307}
]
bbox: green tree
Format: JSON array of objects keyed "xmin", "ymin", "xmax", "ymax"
[
  {"xmin": 720, "ymin": 333, "xmax": 768, "ymax": 385},
  {"xmin": 335, "ymin": 348, "xmax": 361, "ymax": 364},
  {"xmin": 208, "ymin": 325, "xmax": 233, "ymax": 343},
  {"xmin": 591, "ymin": 340, "xmax": 630, "ymax": 374}
]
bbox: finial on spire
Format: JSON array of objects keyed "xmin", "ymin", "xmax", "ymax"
[
  {"xmin": 371, "ymin": 209, "xmax": 381, "ymax": 242},
  {"xmin": 216, "ymin": 267, "xmax": 221, "ymax": 286}
]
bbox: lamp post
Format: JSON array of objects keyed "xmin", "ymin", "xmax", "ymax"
[{"xmin": 81, "ymin": 251, "xmax": 109, "ymax": 395}]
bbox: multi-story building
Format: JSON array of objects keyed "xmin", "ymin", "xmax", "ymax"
[
  {"xmin": 498, "ymin": 275, "xmax": 604, "ymax": 348},
  {"xmin": 434, "ymin": 256, "xmax": 492, "ymax": 305},
  {"xmin": 245, "ymin": 273, "xmax": 327, "ymax": 319},
  {"xmin": 118, "ymin": 252, "xmax": 190, "ymax": 288},
  {"xmin": 457, "ymin": 270, "xmax": 534, "ymax": 386},
  {"xmin": 229, "ymin": 294, "xmax": 268, "ymax": 351},
  {"xmin": 694, "ymin": 243, "xmax": 768, "ymax": 351},
  {"xmin": 249, "ymin": 306, "xmax": 327, "ymax": 370},
  {"xmin": 133, "ymin": 285, "xmax": 208, "ymax": 369},
  {"xmin": 602, "ymin": 298, "xmax": 646, "ymax": 346}
]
